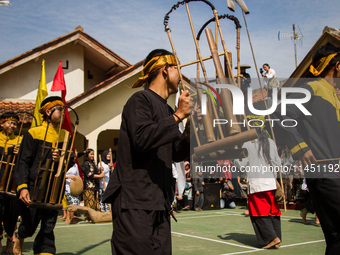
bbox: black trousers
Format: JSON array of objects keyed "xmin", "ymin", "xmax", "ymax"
[
  {"xmin": 194, "ymin": 192, "xmax": 204, "ymax": 210},
  {"xmin": 307, "ymin": 178, "xmax": 340, "ymax": 255},
  {"xmin": 18, "ymin": 201, "xmax": 58, "ymax": 255},
  {"xmin": 110, "ymin": 194, "xmax": 172, "ymax": 255},
  {"xmin": 250, "ymin": 216, "xmax": 281, "ymax": 246},
  {"xmin": 0, "ymin": 195, "xmax": 19, "ymax": 240}
]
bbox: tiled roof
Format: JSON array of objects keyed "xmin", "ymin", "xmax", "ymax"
[
  {"xmin": 0, "ymin": 101, "xmax": 35, "ymax": 123},
  {"xmin": 252, "ymin": 89, "xmax": 268, "ymax": 103},
  {"xmin": 0, "ymin": 26, "xmax": 131, "ymax": 74}
]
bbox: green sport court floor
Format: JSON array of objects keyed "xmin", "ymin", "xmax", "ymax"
[{"xmin": 14, "ymin": 206, "xmax": 325, "ymax": 255}]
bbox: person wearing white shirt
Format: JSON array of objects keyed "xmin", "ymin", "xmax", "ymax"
[
  {"xmin": 235, "ymin": 129, "xmax": 282, "ymax": 249},
  {"xmin": 65, "ymin": 156, "xmax": 81, "ymax": 224},
  {"xmin": 261, "ymin": 63, "xmax": 279, "ymax": 98},
  {"xmin": 98, "ymin": 150, "xmax": 112, "ymax": 212}
]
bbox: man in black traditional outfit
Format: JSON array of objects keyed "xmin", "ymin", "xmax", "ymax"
[
  {"xmin": 274, "ymin": 44, "xmax": 340, "ymax": 254},
  {"xmin": 13, "ymin": 96, "xmax": 65, "ymax": 255},
  {"xmin": 103, "ymin": 49, "xmax": 190, "ymax": 255},
  {"xmin": 0, "ymin": 112, "xmax": 21, "ymax": 253}
]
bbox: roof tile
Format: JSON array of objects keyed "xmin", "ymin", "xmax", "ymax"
[{"xmin": 0, "ymin": 101, "xmax": 35, "ymax": 123}]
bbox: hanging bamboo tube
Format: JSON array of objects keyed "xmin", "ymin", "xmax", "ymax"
[
  {"xmin": 194, "ymin": 128, "xmax": 258, "ymax": 158},
  {"xmin": 193, "ymin": 148, "xmax": 248, "ymax": 162},
  {"xmin": 5, "ymin": 112, "xmax": 27, "ymax": 194},
  {"xmin": 205, "ymin": 28, "xmax": 241, "ymax": 135}
]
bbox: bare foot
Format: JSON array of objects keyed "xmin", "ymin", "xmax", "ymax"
[
  {"xmin": 274, "ymin": 244, "xmax": 280, "ymax": 249},
  {"xmin": 262, "ymin": 237, "xmax": 281, "ymax": 249},
  {"xmin": 244, "ymin": 210, "xmax": 249, "ymax": 216},
  {"xmin": 13, "ymin": 238, "xmax": 24, "ymax": 255},
  {"xmin": 300, "ymin": 212, "xmax": 308, "ymax": 224},
  {"xmin": 315, "ymin": 215, "xmax": 320, "ymax": 225},
  {"xmin": 6, "ymin": 238, "xmax": 14, "ymax": 253}
]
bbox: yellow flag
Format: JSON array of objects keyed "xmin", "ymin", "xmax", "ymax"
[{"xmin": 31, "ymin": 59, "xmax": 48, "ymax": 127}]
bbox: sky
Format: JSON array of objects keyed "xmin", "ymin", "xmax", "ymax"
[{"xmin": 0, "ymin": 0, "xmax": 339, "ymax": 82}]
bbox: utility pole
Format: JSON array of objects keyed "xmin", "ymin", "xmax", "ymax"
[{"xmin": 278, "ymin": 24, "xmax": 303, "ymax": 69}]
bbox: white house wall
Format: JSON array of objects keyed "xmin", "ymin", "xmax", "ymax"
[
  {"xmin": 0, "ymin": 43, "xmax": 85, "ymax": 102},
  {"xmin": 72, "ymin": 73, "xmax": 143, "ymax": 156}
]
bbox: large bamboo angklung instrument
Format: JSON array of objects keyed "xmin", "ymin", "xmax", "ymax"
[
  {"xmin": 163, "ymin": 0, "xmax": 257, "ymax": 164},
  {"xmin": 30, "ymin": 106, "xmax": 79, "ymax": 210},
  {"xmin": 0, "ymin": 112, "xmax": 34, "ymax": 197}
]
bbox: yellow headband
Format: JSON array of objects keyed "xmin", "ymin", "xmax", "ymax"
[
  {"xmin": 309, "ymin": 53, "xmax": 338, "ymax": 76},
  {"xmin": 132, "ymin": 55, "xmax": 177, "ymax": 88},
  {"xmin": 247, "ymin": 115, "xmax": 266, "ymax": 131},
  {"xmin": 1, "ymin": 117, "xmax": 19, "ymax": 124},
  {"xmin": 39, "ymin": 100, "xmax": 64, "ymax": 114}
]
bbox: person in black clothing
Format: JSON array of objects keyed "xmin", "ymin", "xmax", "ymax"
[
  {"xmin": 13, "ymin": 96, "xmax": 65, "ymax": 255},
  {"xmin": 193, "ymin": 170, "xmax": 205, "ymax": 211},
  {"xmin": 0, "ymin": 112, "xmax": 21, "ymax": 253},
  {"xmin": 81, "ymin": 148, "xmax": 104, "ymax": 222},
  {"xmin": 237, "ymin": 65, "xmax": 251, "ymax": 96},
  {"xmin": 273, "ymin": 44, "xmax": 340, "ymax": 254},
  {"xmin": 103, "ymin": 49, "xmax": 190, "ymax": 254}
]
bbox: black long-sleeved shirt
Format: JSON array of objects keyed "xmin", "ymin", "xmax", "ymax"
[
  {"xmin": 273, "ymin": 78, "xmax": 340, "ymax": 177},
  {"xmin": 103, "ymin": 89, "xmax": 189, "ymax": 210},
  {"xmin": 14, "ymin": 121, "xmax": 67, "ymax": 201}
]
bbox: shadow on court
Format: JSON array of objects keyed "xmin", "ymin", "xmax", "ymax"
[
  {"xmin": 217, "ymin": 232, "xmax": 259, "ymax": 248},
  {"xmin": 72, "ymin": 239, "xmax": 111, "ymax": 255}
]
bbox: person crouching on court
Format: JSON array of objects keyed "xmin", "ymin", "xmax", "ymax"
[{"xmin": 13, "ymin": 96, "xmax": 67, "ymax": 255}]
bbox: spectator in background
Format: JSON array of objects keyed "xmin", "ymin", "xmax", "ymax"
[
  {"xmin": 261, "ymin": 63, "xmax": 279, "ymax": 98},
  {"xmin": 217, "ymin": 159, "xmax": 232, "ymax": 180},
  {"xmin": 81, "ymin": 149, "xmax": 104, "ymax": 223},
  {"xmin": 184, "ymin": 161, "xmax": 193, "ymax": 207},
  {"xmin": 65, "ymin": 154, "xmax": 81, "ymax": 224},
  {"xmin": 98, "ymin": 150, "xmax": 111, "ymax": 212},
  {"xmin": 237, "ymin": 173, "xmax": 249, "ymax": 215},
  {"xmin": 219, "ymin": 178, "xmax": 236, "ymax": 209},
  {"xmin": 193, "ymin": 170, "xmax": 205, "ymax": 211},
  {"xmin": 236, "ymin": 65, "xmax": 251, "ymax": 103}
]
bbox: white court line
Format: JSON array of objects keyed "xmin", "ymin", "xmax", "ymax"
[
  {"xmin": 175, "ymin": 212, "xmax": 299, "ymax": 221},
  {"xmin": 177, "ymin": 210, "xmax": 300, "ymax": 218},
  {"xmin": 280, "ymin": 239, "xmax": 325, "ymax": 248},
  {"xmin": 221, "ymin": 250, "xmax": 263, "ymax": 255},
  {"xmin": 221, "ymin": 239, "xmax": 325, "ymax": 255},
  {"xmin": 174, "ymin": 213, "xmax": 244, "ymax": 220},
  {"xmin": 53, "ymin": 216, "xmax": 324, "ymax": 254},
  {"xmin": 54, "ymin": 222, "xmax": 112, "ymax": 229},
  {"xmin": 171, "ymin": 231, "xmax": 259, "ymax": 250}
]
